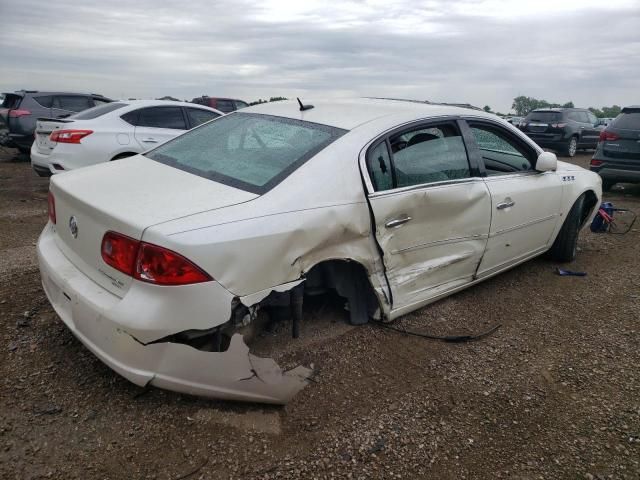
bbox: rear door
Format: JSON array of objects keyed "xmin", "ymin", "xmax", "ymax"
[
  {"xmin": 584, "ymin": 111, "xmax": 602, "ymax": 147},
  {"xmin": 131, "ymin": 106, "xmax": 188, "ymax": 148},
  {"xmin": 364, "ymin": 119, "xmax": 491, "ymax": 309},
  {"xmin": 464, "ymin": 120, "xmax": 562, "ymax": 277}
]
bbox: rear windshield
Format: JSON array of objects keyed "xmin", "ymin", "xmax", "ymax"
[
  {"xmin": 524, "ymin": 111, "xmax": 562, "ymax": 123},
  {"xmin": 1, "ymin": 94, "xmax": 23, "ymax": 109},
  {"xmin": 71, "ymin": 102, "xmax": 128, "ymax": 120},
  {"xmin": 146, "ymin": 113, "xmax": 347, "ymax": 194},
  {"xmin": 612, "ymin": 112, "xmax": 640, "ymax": 130}
]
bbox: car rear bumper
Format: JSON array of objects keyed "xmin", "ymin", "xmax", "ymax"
[
  {"xmin": 591, "ymin": 166, "xmax": 640, "ymax": 183},
  {"xmin": 37, "ymin": 224, "xmax": 310, "ymax": 404},
  {"xmin": 522, "ymin": 134, "xmax": 567, "ymax": 149}
]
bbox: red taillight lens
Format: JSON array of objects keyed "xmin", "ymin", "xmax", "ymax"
[
  {"xmin": 101, "ymin": 231, "xmax": 139, "ymax": 277},
  {"xmin": 100, "ymin": 232, "xmax": 212, "ymax": 285},
  {"xmin": 9, "ymin": 109, "xmax": 31, "ymax": 118},
  {"xmin": 50, "ymin": 129, "xmax": 93, "ymax": 144},
  {"xmin": 599, "ymin": 130, "xmax": 620, "ymax": 142},
  {"xmin": 135, "ymin": 243, "xmax": 212, "ymax": 285},
  {"xmin": 590, "ymin": 159, "xmax": 604, "ymax": 167},
  {"xmin": 48, "ymin": 192, "xmax": 56, "ymax": 224}
]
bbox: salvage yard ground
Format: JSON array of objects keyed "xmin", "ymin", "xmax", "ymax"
[{"xmin": 0, "ymin": 147, "xmax": 638, "ymax": 479}]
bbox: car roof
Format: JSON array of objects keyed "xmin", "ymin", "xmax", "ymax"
[
  {"xmin": 120, "ymin": 99, "xmax": 220, "ymax": 109},
  {"xmin": 11, "ymin": 90, "xmax": 110, "ymax": 98},
  {"xmin": 240, "ymin": 98, "xmax": 497, "ymax": 130}
]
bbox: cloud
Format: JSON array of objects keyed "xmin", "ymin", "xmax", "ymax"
[{"xmin": 0, "ymin": 0, "xmax": 638, "ymax": 112}]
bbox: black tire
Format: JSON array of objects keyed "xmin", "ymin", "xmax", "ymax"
[
  {"xmin": 549, "ymin": 194, "xmax": 586, "ymax": 262},
  {"xmin": 602, "ymin": 180, "xmax": 615, "ymax": 192},
  {"xmin": 561, "ymin": 136, "xmax": 578, "ymax": 158},
  {"xmin": 17, "ymin": 146, "xmax": 31, "ymax": 154}
]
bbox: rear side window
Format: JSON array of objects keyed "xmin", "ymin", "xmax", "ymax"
[
  {"xmin": 368, "ymin": 142, "xmax": 393, "ymax": 191},
  {"xmin": 470, "ymin": 124, "xmax": 534, "ymax": 175},
  {"xmin": 33, "ymin": 96, "xmax": 54, "ymax": 108},
  {"xmin": 54, "ymin": 95, "xmax": 93, "ymax": 112},
  {"xmin": 146, "ymin": 113, "xmax": 346, "ymax": 194},
  {"xmin": 72, "ymin": 102, "xmax": 128, "ymax": 120},
  {"xmin": 390, "ymin": 124, "xmax": 470, "ymax": 188},
  {"xmin": 93, "ymin": 97, "xmax": 111, "ymax": 106},
  {"xmin": 2, "ymin": 94, "xmax": 23, "ymax": 109},
  {"xmin": 234, "ymin": 100, "xmax": 249, "ymax": 109},
  {"xmin": 137, "ymin": 107, "xmax": 186, "ymax": 130},
  {"xmin": 215, "ymin": 100, "xmax": 235, "ymax": 112},
  {"xmin": 612, "ymin": 112, "xmax": 640, "ymax": 130},
  {"xmin": 186, "ymin": 108, "xmax": 220, "ymax": 128},
  {"xmin": 525, "ymin": 111, "xmax": 561, "ymax": 123}
]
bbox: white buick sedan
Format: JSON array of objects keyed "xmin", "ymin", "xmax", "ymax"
[
  {"xmin": 38, "ymin": 99, "xmax": 602, "ymax": 404},
  {"xmin": 30, "ymin": 100, "xmax": 222, "ymax": 176}
]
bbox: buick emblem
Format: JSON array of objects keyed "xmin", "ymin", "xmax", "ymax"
[{"xmin": 69, "ymin": 216, "xmax": 78, "ymax": 238}]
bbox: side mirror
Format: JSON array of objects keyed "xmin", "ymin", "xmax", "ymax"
[{"xmin": 536, "ymin": 151, "xmax": 557, "ymax": 172}]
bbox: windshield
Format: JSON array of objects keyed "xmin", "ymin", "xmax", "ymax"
[
  {"xmin": 145, "ymin": 113, "xmax": 347, "ymax": 194},
  {"xmin": 524, "ymin": 111, "xmax": 562, "ymax": 123},
  {"xmin": 71, "ymin": 102, "xmax": 128, "ymax": 120},
  {"xmin": 612, "ymin": 112, "xmax": 640, "ymax": 130}
]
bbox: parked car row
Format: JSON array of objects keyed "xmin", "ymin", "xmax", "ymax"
[{"xmin": 30, "ymin": 100, "xmax": 222, "ymax": 176}]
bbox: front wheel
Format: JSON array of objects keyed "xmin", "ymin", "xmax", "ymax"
[{"xmin": 548, "ymin": 194, "xmax": 586, "ymax": 262}]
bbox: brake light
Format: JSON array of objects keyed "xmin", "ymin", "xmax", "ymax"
[
  {"xmin": 590, "ymin": 159, "xmax": 604, "ymax": 167},
  {"xmin": 47, "ymin": 192, "xmax": 56, "ymax": 224},
  {"xmin": 551, "ymin": 123, "xmax": 567, "ymax": 128},
  {"xmin": 599, "ymin": 130, "xmax": 620, "ymax": 142},
  {"xmin": 8, "ymin": 109, "xmax": 31, "ymax": 117},
  {"xmin": 50, "ymin": 129, "xmax": 93, "ymax": 144},
  {"xmin": 135, "ymin": 243, "xmax": 212, "ymax": 285},
  {"xmin": 101, "ymin": 231, "xmax": 139, "ymax": 277},
  {"xmin": 101, "ymin": 232, "xmax": 212, "ymax": 285}
]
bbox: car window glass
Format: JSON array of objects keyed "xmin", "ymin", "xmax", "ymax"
[
  {"xmin": 567, "ymin": 112, "xmax": 580, "ymax": 122},
  {"xmin": 390, "ymin": 124, "xmax": 470, "ymax": 187},
  {"xmin": 579, "ymin": 112, "xmax": 590, "ymax": 123},
  {"xmin": 121, "ymin": 110, "xmax": 139, "ymax": 125},
  {"xmin": 612, "ymin": 112, "xmax": 640, "ymax": 129},
  {"xmin": 33, "ymin": 96, "xmax": 54, "ymax": 108},
  {"xmin": 55, "ymin": 95, "xmax": 92, "ymax": 112},
  {"xmin": 587, "ymin": 112, "xmax": 598, "ymax": 125},
  {"xmin": 93, "ymin": 98, "xmax": 110, "ymax": 106},
  {"xmin": 72, "ymin": 102, "xmax": 128, "ymax": 120},
  {"xmin": 146, "ymin": 113, "xmax": 346, "ymax": 194},
  {"xmin": 368, "ymin": 142, "xmax": 393, "ymax": 191},
  {"xmin": 470, "ymin": 125, "xmax": 534, "ymax": 176},
  {"xmin": 137, "ymin": 107, "xmax": 186, "ymax": 129},
  {"xmin": 525, "ymin": 112, "xmax": 561, "ymax": 123},
  {"xmin": 216, "ymin": 100, "xmax": 235, "ymax": 112},
  {"xmin": 186, "ymin": 108, "xmax": 220, "ymax": 128},
  {"xmin": 234, "ymin": 101, "xmax": 249, "ymax": 109}
]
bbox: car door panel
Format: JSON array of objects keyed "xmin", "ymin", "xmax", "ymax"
[
  {"xmin": 132, "ymin": 106, "xmax": 187, "ymax": 149},
  {"xmin": 370, "ymin": 181, "xmax": 491, "ymax": 307},
  {"xmin": 476, "ymin": 172, "xmax": 562, "ymax": 277}
]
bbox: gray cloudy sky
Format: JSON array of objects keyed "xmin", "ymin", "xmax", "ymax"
[{"xmin": 1, "ymin": 0, "xmax": 638, "ymax": 112}]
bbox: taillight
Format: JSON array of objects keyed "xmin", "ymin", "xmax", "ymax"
[
  {"xmin": 101, "ymin": 231, "xmax": 139, "ymax": 277},
  {"xmin": 135, "ymin": 243, "xmax": 212, "ymax": 285},
  {"xmin": 50, "ymin": 129, "xmax": 93, "ymax": 144},
  {"xmin": 550, "ymin": 123, "xmax": 567, "ymax": 128},
  {"xmin": 101, "ymin": 232, "xmax": 212, "ymax": 285},
  {"xmin": 48, "ymin": 192, "xmax": 56, "ymax": 224},
  {"xmin": 590, "ymin": 159, "xmax": 604, "ymax": 167},
  {"xmin": 599, "ymin": 130, "xmax": 620, "ymax": 142},
  {"xmin": 8, "ymin": 109, "xmax": 31, "ymax": 118}
]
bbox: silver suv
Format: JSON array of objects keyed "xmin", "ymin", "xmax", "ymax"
[{"xmin": 0, "ymin": 90, "xmax": 112, "ymax": 153}]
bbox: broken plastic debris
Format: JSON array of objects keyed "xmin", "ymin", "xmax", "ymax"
[{"xmin": 556, "ymin": 268, "xmax": 586, "ymax": 277}]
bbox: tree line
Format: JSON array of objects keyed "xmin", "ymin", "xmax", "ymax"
[{"xmin": 509, "ymin": 96, "xmax": 622, "ymax": 118}]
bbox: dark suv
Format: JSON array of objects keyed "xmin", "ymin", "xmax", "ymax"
[
  {"xmin": 0, "ymin": 90, "xmax": 112, "ymax": 153},
  {"xmin": 519, "ymin": 108, "xmax": 602, "ymax": 157},
  {"xmin": 191, "ymin": 96, "xmax": 248, "ymax": 113},
  {"xmin": 590, "ymin": 106, "xmax": 640, "ymax": 191}
]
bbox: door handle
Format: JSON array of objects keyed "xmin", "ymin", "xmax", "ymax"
[
  {"xmin": 142, "ymin": 138, "xmax": 158, "ymax": 143},
  {"xmin": 496, "ymin": 199, "xmax": 515, "ymax": 210},
  {"xmin": 385, "ymin": 215, "xmax": 412, "ymax": 228}
]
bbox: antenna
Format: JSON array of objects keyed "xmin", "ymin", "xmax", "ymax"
[{"xmin": 297, "ymin": 97, "xmax": 314, "ymax": 111}]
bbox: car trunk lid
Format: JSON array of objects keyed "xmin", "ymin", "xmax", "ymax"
[
  {"xmin": 34, "ymin": 117, "xmax": 76, "ymax": 155},
  {"xmin": 49, "ymin": 156, "xmax": 258, "ymax": 297}
]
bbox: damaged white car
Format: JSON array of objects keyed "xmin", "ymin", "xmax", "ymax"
[{"xmin": 38, "ymin": 98, "xmax": 602, "ymax": 404}]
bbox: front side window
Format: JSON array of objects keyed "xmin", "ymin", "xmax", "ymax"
[
  {"xmin": 137, "ymin": 107, "xmax": 186, "ymax": 130},
  {"xmin": 186, "ymin": 108, "xmax": 220, "ymax": 128},
  {"xmin": 146, "ymin": 113, "xmax": 346, "ymax": 194},
  {"xmin": 470, "ymin": 124, "xmax": 534, "ymax": 175},
  {"xmin": 390, "ymin": 124, "xmax": 470, "ymax": 188}
]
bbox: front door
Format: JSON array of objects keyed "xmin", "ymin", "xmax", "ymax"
[
  {"xmin": 364, "ymin": 120, "xmax": 492, "ymax": 310},
  {"xmin": 464, "ymin": 120, "xmax": 563, "ymax": 277}
]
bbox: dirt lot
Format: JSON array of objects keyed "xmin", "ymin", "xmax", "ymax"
[{"xmin": 0, "ymin": 147, "xmax": 638, "ymax": 480}]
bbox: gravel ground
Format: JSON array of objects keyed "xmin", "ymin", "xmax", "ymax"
[{"xmin": 0, "ymin": 147, "xmax": 638, "ymax": 479}]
